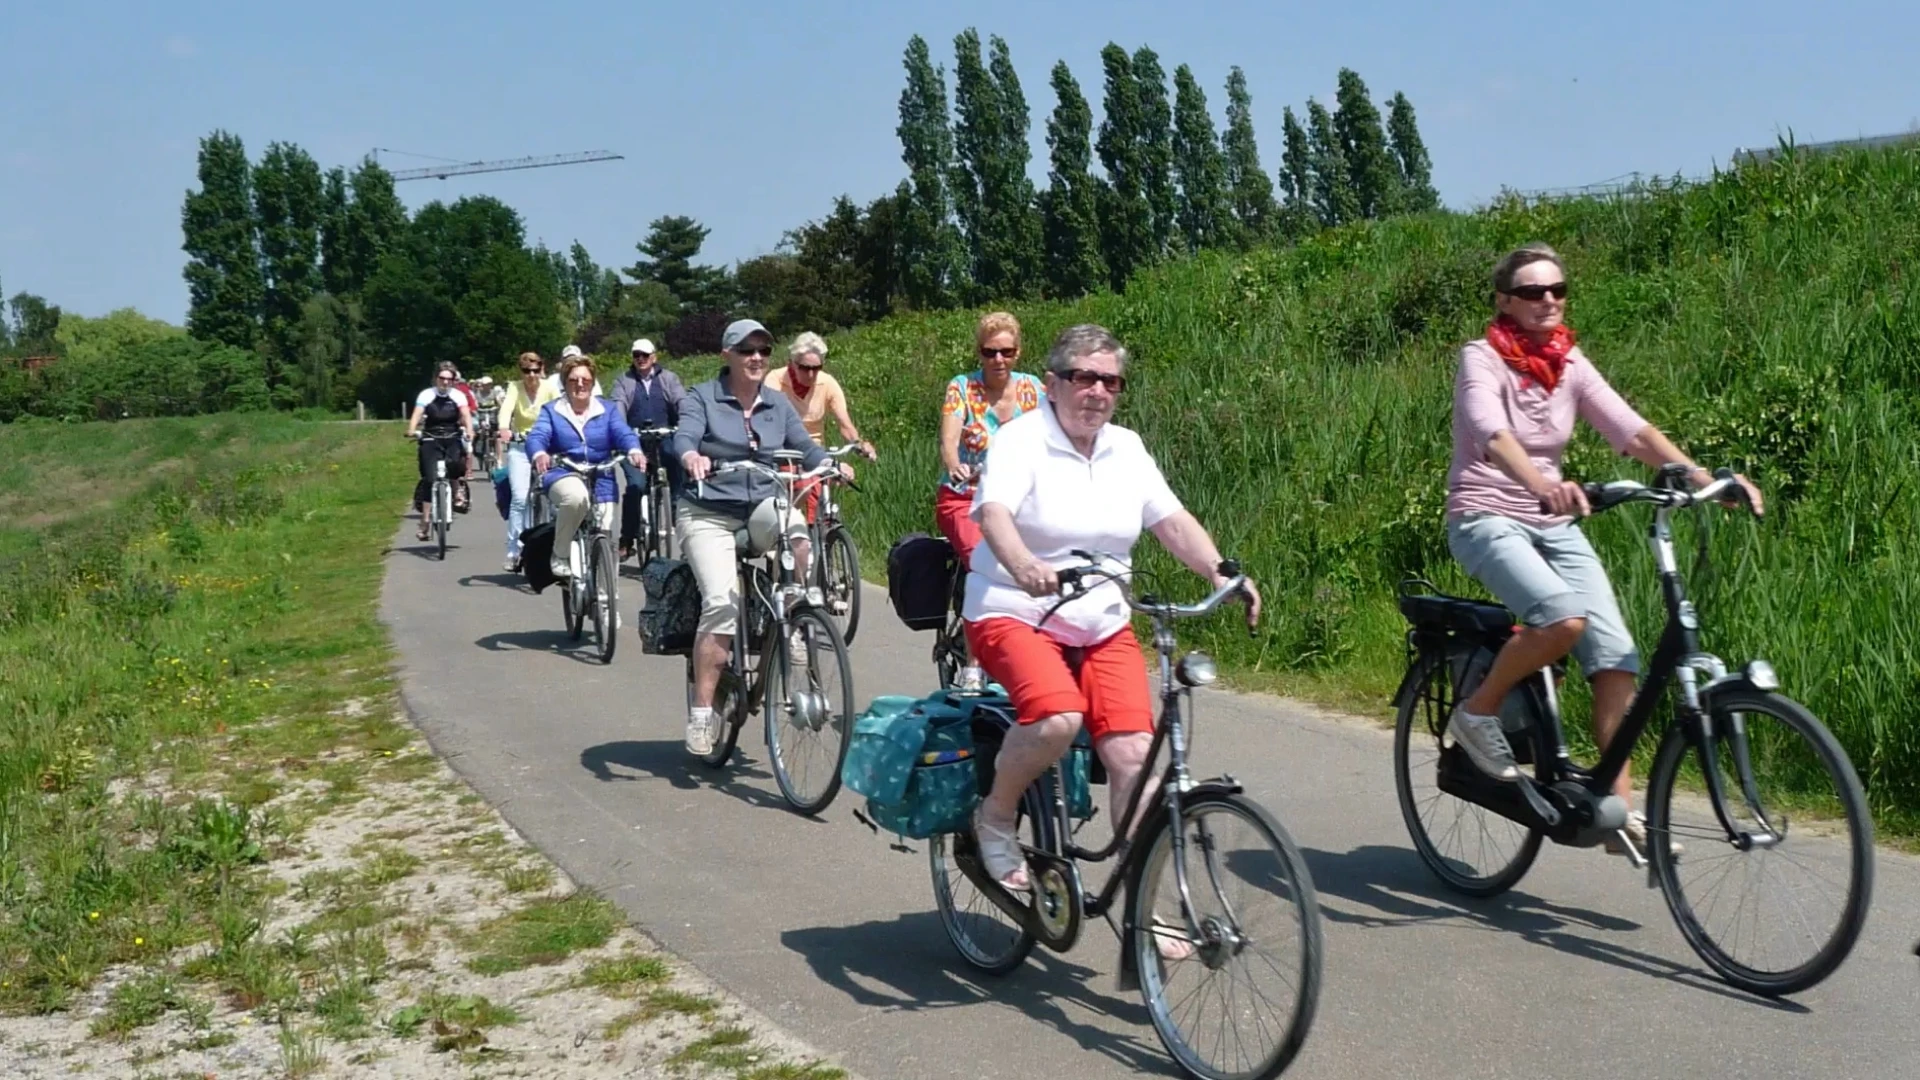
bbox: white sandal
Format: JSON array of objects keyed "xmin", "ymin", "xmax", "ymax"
[
  {"xmin": 972, "ymin": 808, "xmax": 1031, "ymax": 892},
  {"xmin": 1147, "ymin": 916, "xmax": 1198, "ymax": 962}
]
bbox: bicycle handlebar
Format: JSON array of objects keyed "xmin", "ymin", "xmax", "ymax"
[
  {"xmin": 554, "ymin": 456, "xmax": 621, "ymax": 476},
  {"xmin": 633, "ymin": 426, "xmax": 676, "ymax": 439},
  {"xmin": 695, "ymin": 456, "xmax": 843, "ymax": 501},
  {"xmin": 1554, "ymin": 467, "xmax": 1751, "ymax": 516},
  {"xmin": 1041, "ymin": 550, "xmax": 1251, "ymax": 628}
]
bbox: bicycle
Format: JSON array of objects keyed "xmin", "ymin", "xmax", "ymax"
[
  {"xmin": 410, "ymin": 431, "xmax": 460, "ymax": 560},
  {"xmin": 688, "ymin": 453, "xmax": 857, "ymax": 815},
  {"xmin": 807, "ymin": 443, "xmax": 866, "ymax": 644},
  {"xmin": 930, "ymin": 555, "xmax": 979, "ymax": 691},
  {"xmin": 1392, "ymin": 465, "xmax": 1872, "ymax": 997},
  {"xmin": 929, "ymin": 551, "xmax": 1322, "ymax": 1080},
  {"xmin": 550, "ymin": 457, "xmax": 621, "ymax": 665},
  {"xmin": 631, "ymin": 425, "xmax": 677, "ymax": 563},
  {"xmin": 474, "ymin": 408, "xmax": 500, "ymax": 476}
]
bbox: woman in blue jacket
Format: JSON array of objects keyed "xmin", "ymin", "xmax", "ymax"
[{"xmin": 526, "ymin": 354, "xmax": 644, "ymax": 580}]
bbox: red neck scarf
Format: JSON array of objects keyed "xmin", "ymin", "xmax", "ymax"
[{"xmin": 1485, "ymin": 315, "xmax": 1576, "ymax": 394}]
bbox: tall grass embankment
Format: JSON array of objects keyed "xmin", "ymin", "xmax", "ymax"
[{"xmin": 817, "ymin": 146, "xmax": 1920, "ymax": 831}]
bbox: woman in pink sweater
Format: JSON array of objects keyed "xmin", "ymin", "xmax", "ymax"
[{"xmin": 1444, "ymin": 243, "xmax": 1762, "ymax": 856}]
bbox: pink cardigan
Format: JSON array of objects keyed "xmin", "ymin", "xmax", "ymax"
[{"xmin": 1446, "ymin": 339, "xmax": 1648, "ymax": 527}]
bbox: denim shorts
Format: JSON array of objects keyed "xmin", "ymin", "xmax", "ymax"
[{"xmin": 1446, "ymin": 514, "xmax": 1639, "ymax": 676}]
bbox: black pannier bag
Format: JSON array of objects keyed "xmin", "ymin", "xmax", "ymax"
[
  {"xmin": 886, "ymin": 533, "xmax": 955, "ymax": 632},
  {"xmin": 637, "ymin": 557, "xmax": 700, "ymax": 655}
]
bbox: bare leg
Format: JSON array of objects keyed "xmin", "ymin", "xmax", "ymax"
[
  {"xmin": 1461, "ymin": 618, "xmax": 1586, "ymax": 716},
  {"xmin": 1094, "ymin": 732, "xmax": 1155, "ymax": 837},
  {"xmin": 1589, "ymin": 669, "xmax": 1637, "ymax": 805},
  {"xmin": 691, "ymin": 631, "xmax": 732, "ymax": 709},
  {"xmin": 980, "ymin": 713, "xmax": 1082, "ymax": 825}
]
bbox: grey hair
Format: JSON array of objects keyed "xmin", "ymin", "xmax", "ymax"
[
  {"xmin": 1045, "ymin": 323, "xmax": 1129, "ymax": 376},
  {"xmin": 1491, "ymin": 243, "xmax": 1567, "ymax": 299},
  {"xmin": 788, "ymin": 331, "xmax": 828, "ymax": 360},
  {"xmin": 434, "ymin": 360, "xmax": 458, "ymax": 376}
]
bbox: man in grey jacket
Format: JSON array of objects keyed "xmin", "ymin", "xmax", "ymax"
[
  {"xmin": 672, "ymin": 319, "xmax": 845, "ymax": 756},
  {"xmin": 611, "ymin": 338, "xmax": 687, "ymax": 560}
]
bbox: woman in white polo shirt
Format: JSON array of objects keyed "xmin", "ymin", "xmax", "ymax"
[{"xmin": 964, "ymin": 323, "xmax": 1261, "ymax": 891}]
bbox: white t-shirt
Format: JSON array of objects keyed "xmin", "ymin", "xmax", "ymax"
[{"xmin": 962, "ymin": 401, "xmax": 1183, "ymax": 646}]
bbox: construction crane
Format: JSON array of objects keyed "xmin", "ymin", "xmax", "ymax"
[{"xmin": 374, "ymin": 149, "xmax": 624, "ymax": 183}]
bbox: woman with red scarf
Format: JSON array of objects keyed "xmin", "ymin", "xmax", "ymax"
[{"xmin": 1442, "ymin": 244, "xmax": 1763, "ymax": 856}]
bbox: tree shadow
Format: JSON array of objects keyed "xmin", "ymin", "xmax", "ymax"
[
  {"xmin": 780, "ymin": 911, "xmax": 1178, "ymax": 1077},
  {"xmin": 474, "ymin": 629, "xmax": 604, "ymax": 666},
  {"xmin": 579, "ymin": 738, "xmax": 807, "ymax": 817},
  {"xmin": 1298, "ymin": 844, "xmax": 1808, "ymax": 1012}
]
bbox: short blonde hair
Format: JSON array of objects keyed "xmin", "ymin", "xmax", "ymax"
[
  {"xmin": 558, "ymin": 355, "xmax": 596, "ymax": 384},
  {"xmin": 975, "ymin": 311, "xmax": 1021, "ymax": 349},
  {"xmin": 788, "ymin": 331, "xmax": 829, "ymax": 360}
]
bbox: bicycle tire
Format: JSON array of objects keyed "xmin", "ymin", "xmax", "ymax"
[
  {"xmin": 930, "ymin": 791, "xmax": 1046, "ymax": 975},
  {"xmin": 688, "ymin": 657, "xmax": 747, "ymax": 768},
  {"xmin": 591, "ymin": 534, "xmax": 618, "ymax": 664},
  {"xmin": 1393, "ymin": 652, "xmax": 1543, "ymax": 896},
  {"xmin": 435, "ymin": 482, "xmax": 450, "ymax": 560},
  {"xmin": 562, "ymin": 542, "xmax": 585, "ymax": 642},
  {"xmin": 765, "ymin": 607, "xmax": 855, "ymax": 815},
  {"xmin": 821, "ymin": 526, "xmax": 861, "ymax": 644},
  {"xmin": 1645, "ymin": 688, "xmax": 1873, "ymax": 997},
  {"xmin": 649, "ymin": 483, "xmax": 674, "ymax": 561},
  {"xmin": 1129, "ymin": 790, "xmax": 1321, "ymax": 1080}
]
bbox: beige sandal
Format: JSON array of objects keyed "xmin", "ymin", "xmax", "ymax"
[
  {"xmin": 972, "ymin": 808, "xmax": 1031, "ymax": 892},
  {"xmin": 1148, "ymin": 917, "xmax": 1199, "ymax": 962}
]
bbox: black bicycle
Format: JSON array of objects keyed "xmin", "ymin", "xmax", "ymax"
[
  {"xmin": 689, "ymin": 453, "xmax": 858, "ymax": 815},
  {"xmin": 1392, "ymin": 465, "xmax": 1872, "ymax": 997},
  {"xmin": 631, "ymin": 425, "xmax": 677, "ymax": 563},
  {"xmin": 930, "ymin": 552, "xmax": 1322, "ymax": 1080},
  {"xmin": 808, "ymin": 443, "xmax": 866, "ymax": 645},
  {"xmin": 930, "ymin": 556, "xmax": 979, "ymax": 691},
  {"xmin": 551, "ymin": 458, "xmax": 621, "ymax": 665}
]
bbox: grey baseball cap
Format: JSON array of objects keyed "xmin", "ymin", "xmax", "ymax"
[{"xmin": 719, "ymin": 319, "xmax": 771, "ymax": 352}]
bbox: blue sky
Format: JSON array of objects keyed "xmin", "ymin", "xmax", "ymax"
[{"xmin": 3, "ymin": 1, "xmax": 1915, "ymax": 323}]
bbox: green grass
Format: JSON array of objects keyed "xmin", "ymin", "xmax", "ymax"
[
  {"xmin": 574, "ymin": 953, "xmax": 671, "ymax": 996},
  {"xmin": 813, "ymin": 144, "xmax": 1920, "ymax": 832},
  {"xmin": 0, "ymin": 414, "xmax": 416, "ymax": 1015},
  {"xmin": 462, "ymin": 894, "xmax": 622, "ymax": 976}
]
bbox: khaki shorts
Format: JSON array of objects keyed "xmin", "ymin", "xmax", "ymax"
[{"xmin": 677, "ymin": 499, "xmax": 808, "ymax": 637}]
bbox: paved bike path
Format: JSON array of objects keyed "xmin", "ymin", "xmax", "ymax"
[{"xmin": 380, "ymin": 521, "xmax": 1920, "ymax": 1079}]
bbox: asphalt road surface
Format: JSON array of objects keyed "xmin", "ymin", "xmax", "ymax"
[{"xmin": 381, "ymin": 518, "xmax": 1920, "ymax": 1079}]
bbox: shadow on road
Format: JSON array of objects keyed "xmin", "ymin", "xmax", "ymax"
[
  {"xmin": 781, "ymin": 911, "xmax": 1179, "ymax": 1077},
  {"xmin": 399, "ymin": 541, "xmax": 462, "ymax": 561},
  {"xmin": 579, "ymin": 738, "xmax": 808, "ymax": 816},
  {"xmin": 460, "ymin": 572, "xmax": 525, "ymax": 590},
  {"xmin": 474, "ymin": 629, "xmax": 606, "ymax": 666},
  {"xmin": 1301, "ymin": 844, "xmax": 1808, "ymax": 1012}
]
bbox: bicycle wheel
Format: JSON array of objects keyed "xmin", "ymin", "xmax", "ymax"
[
  {"xmin": 649, "ymin": 483, "xmax": 674, "ymax": 561},
  {"xmin": 591, "ymin": 534, "xmax": 618, "ymax": 664},
  {"xmin": 1646, "ymin": 688, "xmax": 1873, "ymax": 997},
  {"xmin": 687, "ymin": 657, "xmax": 747, "ymax": 768},
  {"xmin": 1129, "ymin": 790, "xmax": 1321, "ymax": 1080},
  {"xmin": 1393, "ymin": 653, "xmax": 1542, "ymax": 896},
  {"xmin": 434, "ymin": 483, "xmax": 450, "ymax": 560},
  {"xmin": 766, "ymin": 607, "xmax": 855, "ymax": 815},
  {"xmin": 562, "ymin": 543, "xmax": 585, "ymax": 641},
  {"xmin": 820, "ymin": 526, "xmax": 861, "ymax": 644},
  {"xmin": 930, "ymin": 792, "xmax": 1045, "ymax": 975}
]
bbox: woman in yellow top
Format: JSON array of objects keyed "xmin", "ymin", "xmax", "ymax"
[{"xmin": 495, "ymin": 351, "xmax": 562, "ymax": 571}]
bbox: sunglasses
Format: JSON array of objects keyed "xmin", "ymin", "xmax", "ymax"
[
  {"xmin": 1504, "ymin": 282, "xmax": 1569, "ymax": 302},
  {"xmin": 1060, "ymin": 368, "xmax": 1126, "ymax": 393},
  {"xmin": 733, "ymin": 346, "xmax": 773, "ymax": 358},
  {"xmin": 565, "ymin": 377, "xmax": 595, "ymax": 387},
  {"xmin": 979, "ymin": 347, "xmax": 1018, "ymax": 360},
  {"xmin": 794, "ymin": 362, "xmax": 824, "ymax": 373},
  {"xmin": 436, "ymin": 375, "xmax": 454, "ymax": 382},
  {"xmin": 631, "ymin": 351, "xmax": 653, "ymax": 358},
  {"xmin": 520, "ymin": 365, "xmax": 542, "ymax": 374}
]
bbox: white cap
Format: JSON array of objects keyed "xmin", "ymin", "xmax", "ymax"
[
  {"xmin": 560, "ymin": 345, "xmax": 584, "ymax": 360},
  {"xmin": 631, "ymin": 338, "xmax": 656, "ymax": 355}
]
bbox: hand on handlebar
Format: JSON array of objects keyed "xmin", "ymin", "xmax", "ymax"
[
  {"xmin": 682, "ymin": 452, "xmax": 712, "ymax": 482},
  {"xmin": 859, "ymin": 440, "xmax": 877, "ymax": 462},
  {"xmin": 1013, "ymin": 556, "xmax": 1060, "ymax": 599},
  {"xmin": 1219, "ymin": 574, "xmax": 1262, "ymax": 630},
  {"xmin": 1718, "ymin": 472, "xmax": 1765, "ymax": 518},
  {"xmin": 532, "ymin": 451, "xmax": 551, "ymax": 474},
  {"xmin": 1534, "ymin": 480, "xmax": 1592, "ymax": 518},
  {"xmin": 626, "ymin": 448, "xmax": 646, "ymax": 469},
  {"xmin": 838, "ymin": 462, "xmax": 857, "ymax": 483}
]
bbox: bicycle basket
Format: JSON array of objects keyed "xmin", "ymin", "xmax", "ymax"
[
  {"xmin": 636, "ymin": 557, "xmax": 699, "ymax": 655},
  {"xmin": 886, "ymin": 533, "xmax": 955, "ymax": 632}
]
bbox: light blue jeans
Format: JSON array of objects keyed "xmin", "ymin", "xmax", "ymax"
[
  {"xmin": 504, "ymin": 445, "xmax": 533, "ymax": 560},
  {"xmin": 1446, "ymin": 513, "xmax": 1640, "ymax": 676}
]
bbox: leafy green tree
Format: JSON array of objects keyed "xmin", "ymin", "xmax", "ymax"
[
  {"xmin": 783, "ymin": 196, "xmax": 872, "ymax": 330},
  {"xmin": 1278, "ymin": 105, "xmax": 1316, "ymax": 238},
  {"xmin": 854, "ymin": 191, "xmax": 905, "ymax": 320},
  {"xmin": 1096, "ymin": 44, "xmax": 1152, "ymax": 291},
  {"xmin": 987, "ymin": 36, "xmax": 1043, "ymax": 298},
  {"xmin": 574, "ymin": 279, "xmax": 678, "ymax": 355},
  {"xmin": 294, "ymin": 292, "xmax": 358, "ymax": 409},
  {"xmin": 1171, "ymin": 64, "xmax": 1229, "ymax": 253},
  {"xmin": 457, "ymin": 245, "xmax": 568, "ymax": 374},
  {"xmin": 53, "ymin": 308, "xmax": 182, "ymax": 368},
  {"xmin": 626, "ymin": 215, "xmax": 733, "ymax": 313},
  {"xmin": 1387, "ymin": 91, "xmax": 1440, "ymax": 212},
  {"xmin": 342, "ymin": 159, "xmax": 408, "ymax": 296},
  {"xmin": 1333, "ymin": 68, "xmax": 1400, "ymax": 219},
  {"xmin": 1132, "ymin": 47, "xmax": 1177, "ymax": 259},
  {"xmin": 182, "ymin": 130, "xmax": 263, "ymax": 349},
  {"xmin": 253, "ymin": 141, "xmax": 326, "ymax": 391},
  {"xmin": 8, "ymin": 292, "xmax": 61, "ymax": 354},
  {"xmin": 1305, "ymin": 98, "xmax": 1358, "ymax": 228},
  {"xmin": 1042, "ymin": 61, "xmax": 1107, "ymax": 299},
  {"xmin": 1221, "ymin": 67, "xmax": 1277, "ymax": 247},
  {"xmin": 319, "ymin": 167, "xmax": 353, "ymax": 296},
  {"xmin": 948, "ymin": 28, "xmax": 997, "ymax": 299},
  {"xmin": 896, "ymin": 35, "xmax": 966, "ymax": 308}
]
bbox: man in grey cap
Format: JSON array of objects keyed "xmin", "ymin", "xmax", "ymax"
[
  {"xmin": 670, "ymin": 319, "xmax": 846, "ymax": 755},
  {"xmin": 611, "ymin": 337, "xmax": 686, "ymax": 560}
]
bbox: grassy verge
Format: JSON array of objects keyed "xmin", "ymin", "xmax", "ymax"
[
  {"xmin": 806, "ymin": 144, "xmax": 1920, "ymax": 832},
  {"xmin": 0, "ymin": 413, "xmax": 852, "ymax": 1078}
]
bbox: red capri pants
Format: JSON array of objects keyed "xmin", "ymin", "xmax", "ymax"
[{"xmin": 964, "ymin": 617, "xmax": 1154, "ymax": 739}]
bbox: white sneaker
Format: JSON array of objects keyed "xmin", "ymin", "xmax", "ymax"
[
  {"xmin": 504, "ymin": 557, "xmax": 518, "ymax": 573},
  {"xmin": 1608, "ymin": 810, "xmax": 1683, "ymax": 859},
  {"xmin": 1448, "ymin": 706, "xmax": 1520, "ymax": 781},
  {"xmin": 550, "ymin": 557, "xmax": 571, "ymax": 580},
  {"xmin": 685, "ymin": 709, "xmax": 715, "ymax": 756}
]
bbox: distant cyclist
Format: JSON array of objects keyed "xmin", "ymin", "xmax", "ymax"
[
  {"xmin": 495, "ymin": 351, "xmax": 560, "ymax": 572},
  {"xmin": 672, "ymin": 319, "xmax": 845, "ymax": 755},
  {"xmin": 936, "ymin": 311, "xmax": 1043, "ymax": 566},
  {"xmin": 405, "ymin": 361, "xmax": 475, "ymax": 541},
  {"xmin": 1443, "ymin": 243, "xmax": 1761, "ymax": 856},
  {"xmin": 766, "ymin": 331, "xmax": 872, "ymax": 526},
  {"xmin": 611, "ymin": 338, "xmax": 687, "ymax": 560},
  {"xmin": 527, "ymin": 354, "xmax": 644, "ymax": 581}
]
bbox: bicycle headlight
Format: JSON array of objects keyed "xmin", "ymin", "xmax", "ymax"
[
  {"xmin": 1744, "ymin": 660, "xmax": 1779, "ymax": 692},
  {"xmin": 1176, "ymin": 651, "xmax": 1217, "ymax": 688}
]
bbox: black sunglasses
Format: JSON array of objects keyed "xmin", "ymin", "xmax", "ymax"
[
  {"xmin": 1505, "ymin": 282, "xmax": 1569, "ymax": 302},
  {"xmin": 1061, "ymin": 368, "xmax": 1126, "ymax": 393},
  {"xmin": 979, "ymin": 346, "xmax": 1018, "ymax": 360},
  {"xmin": 733, "ymin": 346, "xmax": 773, "ymax": 358},
  {"xmin": 794, "ymin": 362, "xmax": 824, "ymax": 372},
  {"xmin": 520, "ymin": 365, "xmax": 542, "ymax": 373}
]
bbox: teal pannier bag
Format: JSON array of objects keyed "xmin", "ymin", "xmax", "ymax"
[
  {"xmin": 968, "ymin": 697, "xmax": 1098, "ymax": 822},
  {"xmin": 844, "ymin": 693, "xmax": 982, "ymax": 839}
]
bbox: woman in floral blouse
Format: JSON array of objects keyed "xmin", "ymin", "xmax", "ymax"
[{"xmin": 935, "ymin": 311, "xmax": 1044, "ymax": 565}]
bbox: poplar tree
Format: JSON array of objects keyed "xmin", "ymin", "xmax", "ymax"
[
  {"xmin": 182, "ymin": 130, "xmax": 264, "ymax": 349},
  {"xmin": 1278, "ymin": 105, "xmax": 1316, "ymax": 238},
  {"xmin": 1387, "ymin": 91, "xmax": 1440, "ymax": 212},
  {"xmin": 987, "ymin": 35, "xmax": 1043, "ymax": 297},
  {"xmin": 1305, "ymin": 98, "xmax": 1358, "ymax": 228},
  {"xmin": 1333, "ymin": 68, "xmax": 1400, "ymax": 219},
  {"xmin": 1171, "ymin": 64, "xmax": 1229, "ymax": 252},
  {"xmin": 896, "ymin": 35, "xmax": 966, "ymax": 308},
  {"xmin": 1221, "ymin": 67, "xmax": 1276, "ymax": 247},
  {"xmin": 1095, "ymin": 44, "xmax": 1152, "ymax": 291},
  {"xmin": 1131, "ymin": 47, "xmax": 1177, "ymax": 259},
  {"xmin": 1041, "ymin": 61, "xmax": 1106, "ymax": 298},
  {"xmin": 254, "ymin": 141, "xmax": 325, "ymax": 377}
]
